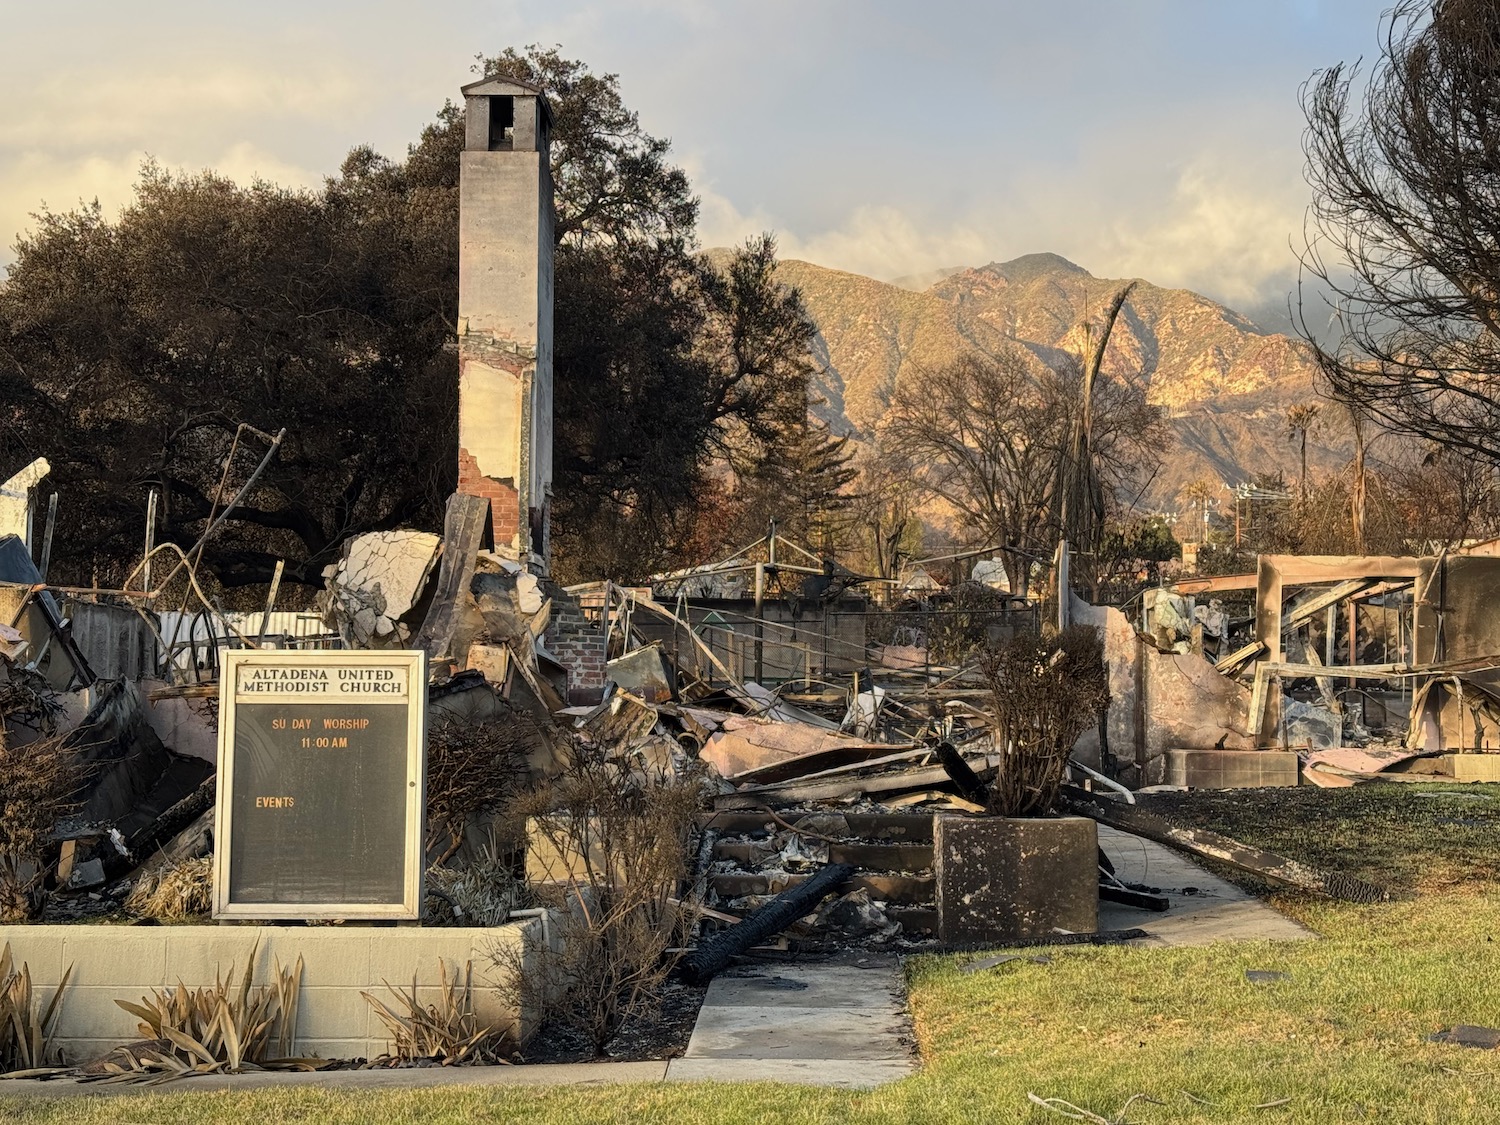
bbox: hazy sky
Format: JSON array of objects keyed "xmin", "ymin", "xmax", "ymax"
[{"xmin": 1, "ymin": 0, "xmax": 1393, "ymax": 318}]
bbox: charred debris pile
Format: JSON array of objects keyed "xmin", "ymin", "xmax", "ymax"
[{"xmin": 0, "ymin": 490, "xmax": 1399, "ymax": 970}]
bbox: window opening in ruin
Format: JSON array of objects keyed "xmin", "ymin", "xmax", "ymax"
[{"xmin": 488, "ymin": 95, "xmax": 515, "ymax": 150}]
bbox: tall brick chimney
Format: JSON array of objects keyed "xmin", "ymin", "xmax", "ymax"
[{"xmin": 456, "ymin": 74, "xmax": 554, "ymax": 573}]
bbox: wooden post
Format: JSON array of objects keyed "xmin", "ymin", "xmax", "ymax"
[
  {"xmin": 753, "ymin": 561, "xmax": 765, "ymax": 686},
  {"xmin": 143, "ymin": 488, "xmax": 158, "ymax": 592},
  {"xmin": 1347, "ymin": 599, "xmax": 1357, "ymax": 691},
  {"xmin": 37, "ymin": 493, "xmax": 58, "ymax": 581},
  {"xmin": 255, "ymin": 559, "xmax": 285, "ymax": 647}
]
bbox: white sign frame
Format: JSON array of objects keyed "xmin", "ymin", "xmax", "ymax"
[{"xmin": 213, "ymin": 649, "xmax": 427, "ymax": 920}]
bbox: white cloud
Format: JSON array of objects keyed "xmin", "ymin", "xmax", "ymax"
[
  {"xmin": 690, "ymin": 145, "xmax": 1307, "ymax": 314},
  {"xmin": 1094, "ymin": 155, "xmax": 1306, "ymax": 308},
  {"xmin": 0, "ymin": 66, "xmax": 365, "ymax": 152},
  {"xmin": 0, "ymin": 144, "xmax": 323, "ymax": 257}
]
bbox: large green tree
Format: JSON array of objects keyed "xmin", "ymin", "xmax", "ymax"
[{"xmin": 0, "ymin": 46, "xmax": 816, "ymax": 590}]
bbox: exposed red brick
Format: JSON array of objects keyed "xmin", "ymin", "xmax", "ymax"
[{"xmin": 457, "ymin": 446, "xmax": 521, "ymax": 547}]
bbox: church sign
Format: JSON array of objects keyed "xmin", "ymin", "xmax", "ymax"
[{"xmin": 213, "ymin": 650, "xmax": 427, "ymax": 920}]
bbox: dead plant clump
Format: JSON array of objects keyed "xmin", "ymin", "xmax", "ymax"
[
  {"xmin": 0, "ymin": 732, "xmax": 82, "ymax": 922},
  {"xmin": 0, "ymin": 942, "xmax": 71, "ymax": 1076},
  {"xmin": 362, "ymin": 959, "xmax": 508, "ymax": 1065},
  {"xmin": 981, "ymin": 625, "xmax": 1109, "ymax": 816},
  {"xmin": 0, "ymin": 665, "xmax": 65, "ymax": 738},
  {"xmin": 105, "ymin": 942, "xmax": 318, "ymax": 1083},
  {"xmin": 426, "ymin": 712, "xmax": 537, "ymax": 866},
  {"xmin": 494, "ymin": 743, "xmax": 702, "ymax": 1057},
  {"xmin": 124, "ymin": 856, "xmax": 213, "ymax": 921}
]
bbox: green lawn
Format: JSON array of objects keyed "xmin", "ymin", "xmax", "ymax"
[{"xmin": 5, "ymin": 784, "xmax": 1499, "ymax": 1124}]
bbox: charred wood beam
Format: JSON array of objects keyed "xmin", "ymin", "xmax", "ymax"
[
  {"xmin": 125, "ymin": 775, "xmax": 215, "ymax": 860},
  {"xmin": 680, "ymin": 863, "xmax": 854, "ymax": 984},
  {"xmin": 936, "ymin": 740, "xmax": 991, "ymax": 805},
  {"xmin": 1060, "ymin": 786, "xmax": 1388, "ymax": 903}
]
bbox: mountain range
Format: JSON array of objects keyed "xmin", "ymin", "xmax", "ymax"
[{"xmin": 768, "ymin": 252, "xmax": 1351, "ymax": 511}]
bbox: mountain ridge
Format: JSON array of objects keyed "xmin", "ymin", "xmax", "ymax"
[{"xmin": 751, "ymin": 251, "xmax": 1349, "ymax": 509}]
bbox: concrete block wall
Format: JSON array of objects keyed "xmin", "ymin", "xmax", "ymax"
[{"xmin": 0, "ymin": 920, "xmax": 544, "ymax": 1064}]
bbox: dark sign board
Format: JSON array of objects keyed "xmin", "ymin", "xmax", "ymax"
[{"xmin": 214, "ymin": 651, "xmax": 426, "ymax": 920}]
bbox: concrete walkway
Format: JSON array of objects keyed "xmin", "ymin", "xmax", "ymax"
[
  {"xmin": 664, "ymin": 958, "xmax": 915, "ymax": 1089},
  {"xmin": 1097, "ymin": 825, "xmax": 1316, "ymax": 946}
]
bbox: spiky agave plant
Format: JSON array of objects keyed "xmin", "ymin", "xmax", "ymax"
[
  {"xmin": 105, "ymin": 941, "xmax": 319, "ymax": 1083},
  {"xmin": 362, "ymin": 959, "xmax": 507, "ymax": 1065},
  {"xmin": 0, "ymin": 943, "xmax": 72, "ymax": 1076}
]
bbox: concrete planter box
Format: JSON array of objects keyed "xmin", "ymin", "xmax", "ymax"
[
  {"xmin": 0, "ymin": 919, "xmax": 549, "ymax": 1064},
  {"xmin": 934, "ymin": 815, "xmax": 1098, "ymax": 943}
]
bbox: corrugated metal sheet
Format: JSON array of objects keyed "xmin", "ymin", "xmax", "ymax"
[
  {"xmin": 66, "ymin": 600, "xmax": 158, "ymax": 681},
  {"xmin": 157, "ymin": 610, "xmax": 342, "ymax": 678}
]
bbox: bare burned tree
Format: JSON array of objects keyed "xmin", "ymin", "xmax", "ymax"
[
  {"xmin": 1298, "ymin": 0, "xmax": 1500, "ymax": 461},
  {"xmin": 880, "ymin": 349, "xmax": 1163, "ymax": 597}
]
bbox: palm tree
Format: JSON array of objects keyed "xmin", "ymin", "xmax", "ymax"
[
  {"xmin": 1179, "ymin": 478, "xmax": 1218, "ymax": 545},
  {"xmin": 1285, "ymin": 403, "xmax": 1322, "ymax": 503}
]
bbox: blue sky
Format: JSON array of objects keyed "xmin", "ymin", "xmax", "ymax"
[{"xmin": 1, "ymin": 0, "xmax": 1393, "ymax": 318}]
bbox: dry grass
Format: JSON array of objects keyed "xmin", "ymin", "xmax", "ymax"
[
  {"xmin": 0, "ymin": 732, "xmax": 81, "ymax": 921},
  {"xmin": 124, "ymin": 857, "xmax": 213, "ymax": 921}
]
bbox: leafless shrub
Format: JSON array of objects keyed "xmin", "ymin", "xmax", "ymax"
[
  {"xmin": 493, "ymin": 743, "xmax": 701, "ymax": 1056},
  {"xmin": 927, "ymin": 581, "xmax": 1011, "ymax": 664},
  {"xmin": 0, "ymin": 666, "xmax": 64, "ymax": 739},
  {"xmin": 426, "ymin": 713, "xmax": 538, "ymax": 866},
  {"xmin": 108, "ymin": 941, "xmax": 312, "ymax": 1082},
  {"xmin": 124, "ymin": 856, "xmax": 213, "ymax": 921},
  {"xmin": 0, "ymin": 943, "xmax": 71, "ymax": 1074},
  {"xmin": 0, "ymin": 733, "xmax": 81, "ymax": 921},
  {"xmin": 362, "ymin": 959, "xmax": 507, "ymax": 1065},
  {"xmin": 981, "ymin": 626, "xmax": 1109, "ymax": 816}
]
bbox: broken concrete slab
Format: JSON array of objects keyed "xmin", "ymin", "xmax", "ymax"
[{"xmin": 322, "ymin": 530, "xmax": 441, "ymax": 646}]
